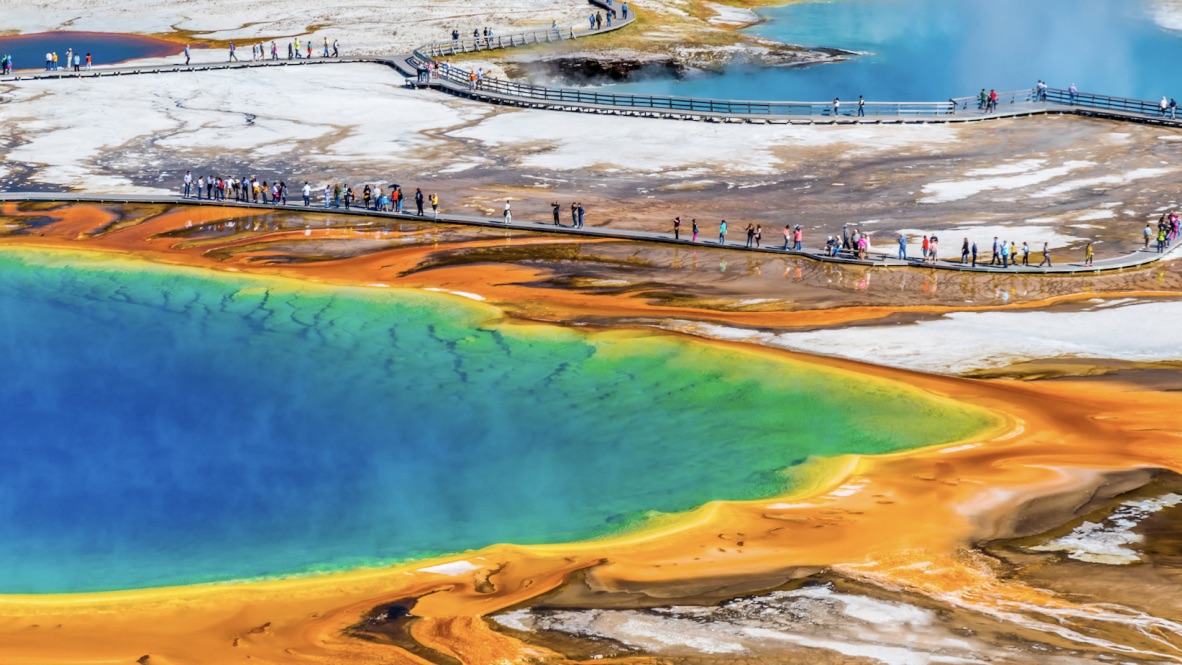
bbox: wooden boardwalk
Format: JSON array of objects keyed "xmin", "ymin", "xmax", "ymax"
[
  {"xmin": 1, "ymin": 0, "xmax": 1181, "ymax": 129},
  {"xmin": 2, "ymin": 192, "xmax": 1176, "ymax": 275}
]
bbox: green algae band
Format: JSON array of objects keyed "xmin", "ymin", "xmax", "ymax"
[{"xmin": 0, "ymin": 249, "xmax": 993, "ymax": 594}]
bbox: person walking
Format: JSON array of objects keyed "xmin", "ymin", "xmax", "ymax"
[
  {"xmin": 718, "ymin": 219, "xmax": 727, "ymax": 245},
  {"xmin": 754, "ymin": 224, "xmax": 762, "ymax": 248},
  {"xmin": 692, "ymin": 219, "xmax": 699, "ymax": 242},
  {"xmin": 332, "ymin": 39, "xmax": 340, "ymax": 57},
  {"xmin": 978, "ymin": 88, "xmax": 987, "ymax": 110},
  {"xmin": 1083, "ymin": 241, "xmax": 1094, "ymax": 266},
  {"xmin": 673, "ymin": 216, "xmax": 681, "ymax": 240},
  {"xmin": 324, "ymin": 37, "xmax": 330, "ymax": 58},
  {"xmin": 622, "ymin": 2, "xmax": 629, "ymax": 19},
  {"xmin": 1145, "ymin": 223, "xmax": 1154, "ymax": 249},
  {"xmin": 989, "ymin": 237, "xmax": 1001, "ymax": 265},
  {"xmin": 960, "ymin": 238, "xmax": 970, "ymax": 264},
  {"xmin": 897, "ymin": 234, "xmax": 907, "ymax": 260},
  {"xmin": 85, "ymin": 53, "xmax": 91, "ymax": 70},
  {"xmin": 1021, "ymin": 241, "xmax": 1030, "ymax": 266},
  {"xmin": 928, "ymin": 235, "xmax": 938, "ymax": 263},
  {"xmin": 184, "ymin": 44, "xmax": 191, "ymax": 65},
  {"xmin": 229, "ymin": 42, "xmax": 238, "ymax": 62},
  {"xmin": 921, "ymin": 234, "xmax": 930, "ymax": 261},
  {"xmin": 988, "ymin": 88, "xmax": 998, "ymax": 113},
  {"xmin": 784, "ymin": 224, "xmax": 792, "ymax": 250},
  {"xmin": 183, "ymin": 170, "xmax": 192, "ymax": 198},
  {"xmin": 857, "ymin": 95, "xmax": 865, "ymax": 117},
  {"xmin": 502, "ymin": 199, "xmax": 512, "ymax": 223},
  {"xmin": 1038, "ymin": 242, "xmax": 1052, "ymax": 267},
  {"xmin": 1000, "ymin": 239, "xmax": 1010, "ymax": 268},
  {"xmin": 971, "ymin": 240, "xmax": 978, "ymax": 267},
  {"xmin": 1158, "ymin": 227, "xmax": 1168, "ymax": 253}
]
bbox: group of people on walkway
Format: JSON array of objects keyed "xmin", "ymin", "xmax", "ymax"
[
  {"xmin": 42, "ymin": 48, "xmax": 92, "ymax": 72},
  {"xmin": 552, "ymin": 201, "xmax": 586, "ymax": 228},
  {"xmin": 926, "ymin": 236, "xmax": 1056, "ymax": 268},
  {"xmin": 1147, "ymin": 212, "xmax": 1179, "ymax": 252},
  {"xmin": 226, "ymin": 38, "xmax": 339, "ymax": 63},
  {"xmin": 181, "ymin": 171, "xmax": 446, "ymax": 218}
]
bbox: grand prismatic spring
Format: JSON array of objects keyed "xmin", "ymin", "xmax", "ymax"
[{"xmin": 2, "ymin": 1, "xmax": 1182, "ymax": 664}]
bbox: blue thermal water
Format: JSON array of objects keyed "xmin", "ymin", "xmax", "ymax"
[
  {"xmin": 0, "ymin": 249, "xmax": 992, "ymax": 593},
  {"xmin": 608, "ymin": 0, "xmax": 1182, "ymax": 101}
]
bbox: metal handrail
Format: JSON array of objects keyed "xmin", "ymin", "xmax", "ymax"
[
  {"xmin": 413, "ymin": 56, "xmax": 1048, "ymax": 118},
  {"xmin": 1042, "ymin": 87, "xmax": 1173, "ymax": 116}
]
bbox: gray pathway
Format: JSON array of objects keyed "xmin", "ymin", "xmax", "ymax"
[
  {"xmin": 2, "ymin": 192, "xmax": 1176, "ymax": 275},
  {"xmin": 1, "ymin": 2, "xmax": 1180, "ymax": 129}
]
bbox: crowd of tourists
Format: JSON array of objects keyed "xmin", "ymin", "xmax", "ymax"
[
  {"xmin": 177, "ymin": 171, "xmax": 1173, "ymax": 270},
  {"xmin": 1148, "ymin": 212, "xmax": 1179, "ymax": 252},
  {"xmin": 181, "ymin": 172, "xmax": 446, "ymax": 217},
  {"xmin": 222, "ymin": 37, "xmax": 340, "ymax": 63},
  {"xmin": 37, "ymin": 48, "xmax": 93, "ymax": 72}
]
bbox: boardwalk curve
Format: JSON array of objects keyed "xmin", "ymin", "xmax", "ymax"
[{"xmin": 2, "ymin": 0, "xmax": 1182, "ymax": 129}]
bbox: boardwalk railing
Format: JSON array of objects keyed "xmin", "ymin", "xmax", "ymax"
[
  {"xmin": 411, "ymin": 55, "xmax": 1048, "ymax": 119},
  {"xmin": 419, "ymin": 0, "xmax": 635, "ymax": 57},
  {"xmin": 422, "ymin": 26, "xmax": 574, "ymax": 57},
  {"xmin": 1043, "ymin": 87, "xmax": 1174, "ymax": 117}
]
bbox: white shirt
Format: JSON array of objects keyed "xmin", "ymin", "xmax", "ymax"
[
  {"xmin": 303, "ymin": 184, "xmax": 311, "ymax": 196},
  {"xmin": 184, "ymin": 173, "xmax": 192, "ymax": 183}
]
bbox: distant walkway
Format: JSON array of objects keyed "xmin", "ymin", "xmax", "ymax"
[
  {"xmin": 2, "ymin": 192, "xmax": 1177, "ymax": 275},
  {"xmin": 2, "ymin": 0, "xmax": 1181, "ymax": 130}
]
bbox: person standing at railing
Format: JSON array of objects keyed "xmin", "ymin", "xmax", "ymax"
[
  {"xmin": 1160, "ymin": 97, "xmax": 1169, "ymax": 116},
  {"xmin": 988, "ymin": 89, "xmax": 998, "ymax": 113},
  {"xmin": 1068, "ymin": 83, "xmax": 1077, "ymax": 105},
  {"xmin": 1170, "ymin": 98, "xmax": 1178, "ymax": 120},
  {"xmin": 978, "ymin": 88, "xmax": 986, "ymax": 110}
]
